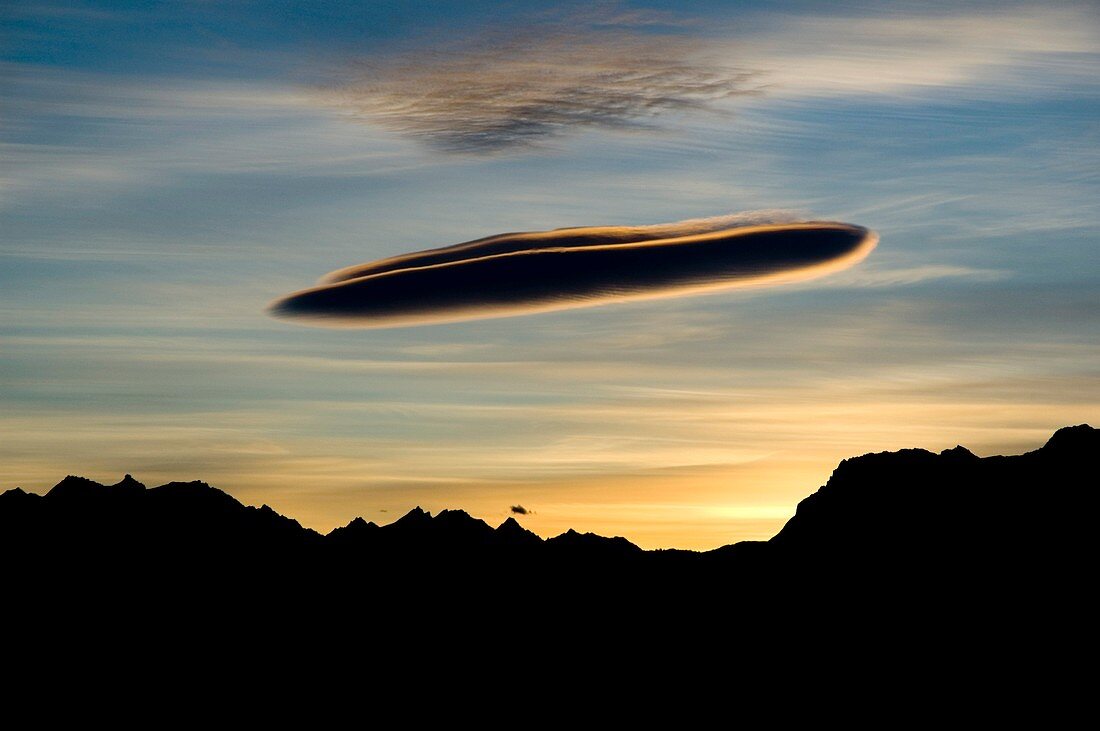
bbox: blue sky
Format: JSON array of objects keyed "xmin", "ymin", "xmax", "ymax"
[{"xmin": 2, "ymin": 1, "xmax": 1098, "ymax": 547}]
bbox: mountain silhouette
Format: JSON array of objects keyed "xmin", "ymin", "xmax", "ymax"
[
  {"xmin": 545, "ymin": 528, "xmax": 644, "ymax": 558},
  {"xmin": 325, "ymin": 515, "xmax": 379, "ymax": 546},
  {"xmin": 766, "ymin": 425, "xmax": 1093, "ymax": 583},
  {"xmin": 4, "ymin": 473, "xmax": 320, "ymax": 564},
  {"xmin": 5, "ymin": 425, "xmax": 1094, "ymax": 566},
  {"xmin": 4, "ymin": 424, "xmax": 1095, "ymax": 640}
]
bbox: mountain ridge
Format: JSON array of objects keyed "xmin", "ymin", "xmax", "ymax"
[
  {"xmin": 5, "ymin": 423, "xmax": 1094, "ymax": 653},
  {"xmin": 3, "ymin": 424, "xmax": 1093, "ymax": 560}
]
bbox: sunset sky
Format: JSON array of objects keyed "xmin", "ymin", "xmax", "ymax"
[{"xmin": 3, "ymin": 1, "xmax": 1098, "ymax": 549}]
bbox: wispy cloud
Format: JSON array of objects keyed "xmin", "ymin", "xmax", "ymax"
[
  {"xmin": 739, "ymin": 8, "xmax": 1100, "ymax": 99},
  {"xmin": 1, "ymin": 63, "xmax": 317, "ymax": 120},
  {"xmin": 533, "ymin": 1, "xmax": 702, "ymax": 30},
  {"xmin": 316, "ymin": 6, "xmax": 1099, "ymax": 153},
  {"xmin": 321, "ymin": 27, "xmax": 760, "ymax": 153},
  {"xmin": 0, "ymin": 64, "xmax": 425, "ymax": 214},
  {"xmin": 270, "ymin": 215, "xmax": 877, "ymax": 328},
  {"xmin": 823, "ymin": 264, "xmax": 1008, "ymax": 288}
]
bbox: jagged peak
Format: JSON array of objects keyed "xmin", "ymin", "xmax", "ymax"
[
  {"xmin": 548, "ymin": 528, "xmax": 642, "ymax": 552},
  {"xmin": 152, "ymin": 479, "xmax": 216, "ymax": 492},
  {"xmin": 148, "ymin": 480, "xmax": 239, "ymax": 507},
  {"xmin": 389, "ymin": 506, "xmax": 433, "ymax": 526},
  {"xmin": 940, "ymin": 445, "xmax": 977, "ymax": 459},
  {"xmin": 58, "ymin": 475, "xmax": 99, "ymax": 485},
  {"xmin": 435, "ymin": 508, "xmax": 473, "ymax": 519},
  {"xmin": 334, "ymin": 516, "xmax": 377, "ymax": 531},
  {"xmin": 326, "ymin": 516, "xmax": 380, "ymax": 540},
  {"xmin": 434, "ymin": 509, "xmax": 492, "ymax": 526},
  {"xmin": 495, "ymin": 516, "xmax": 543, "ymax": 545},
  {"xmin": 45, "ymin": 475, "xmax": 103, "ymax": 498},
  {"xmin": 433, "ymin": 510, "xmax": 493, "ymax": 535},
  {"xmin": 111, "ymin": 474, "xmax": 146, "ymax": 490},
  {"xmin": 0, "ymin": 486, "xmax": 38, "ymax": 503},
  {"xmin": 552, "ymin": 528, "xmax": 599, "ymax": 541}
]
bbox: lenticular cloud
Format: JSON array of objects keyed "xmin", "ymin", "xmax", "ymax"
[{"xmin": 269, "ymin": 214, "xmax": 877, "ymax": 329}]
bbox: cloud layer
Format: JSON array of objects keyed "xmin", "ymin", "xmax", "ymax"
[
  {"xmin": 270, "ymin": 215, "xmax": 877, "ymax": 328},
  {"xmin": 322, "ymin": 29, "xmax": 758, "ymax": 153}
]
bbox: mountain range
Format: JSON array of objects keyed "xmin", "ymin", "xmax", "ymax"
[{"xmin": 4, "ymin": 424, "xmax": 1094, "ymax": 638}]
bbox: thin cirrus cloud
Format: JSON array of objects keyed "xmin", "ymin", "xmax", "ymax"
[
  {"xmin": 320, "ymin": 28, "xmax": 760, "ymax": 153},
  {"xmin": 316, "ymin": 6, "xmax": 1098, "ymax": 153},
  {"xmin": 269, "ymin": 213, "xmax": 878, "ymax": 329},
  {"xmin": 741, "ymin": 8, "xmax": 1100, "ymax": 99},
  {"xmin": 824, "ymin": 264, "xmax": 1008, "ymax": 289}
]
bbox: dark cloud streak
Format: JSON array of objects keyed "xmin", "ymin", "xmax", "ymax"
[
  {"xmin": 323, "ymin": 28, "xmax": 760, "ymax": 153},
  {"xmin": 269, "ymin": 216, "xmax": 878, "ymax": 329}
]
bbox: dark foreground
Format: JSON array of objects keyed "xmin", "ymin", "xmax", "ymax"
[{"xmin": 3, "ymin": 425, "xmax": 1094, "ymax": 664}]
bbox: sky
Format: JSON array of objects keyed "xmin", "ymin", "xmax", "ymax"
[{"xmin": 2, "ymin": 0, "xmax": 1098, "ymax": 549}]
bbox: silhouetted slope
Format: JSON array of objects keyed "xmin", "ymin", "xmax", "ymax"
[{"xmin": 765, "ymin": 425, "xmax": 1095, "ymax": 587}]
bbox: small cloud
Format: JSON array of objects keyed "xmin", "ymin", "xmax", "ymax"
[
  {"xmin": 269, "ymin": 213, "xmax": 877, "ymax": 329},
  {"xmin": 510, "ymin": 505, "xmax": 529, "ymax": 515}
]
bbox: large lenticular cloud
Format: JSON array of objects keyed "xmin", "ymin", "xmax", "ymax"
[{"xmin": 270, "ymin": 215, "xmax": 878, "ymax": 329}]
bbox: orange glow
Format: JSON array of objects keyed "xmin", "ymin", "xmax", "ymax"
[{"xmin": 5, "ymin": 393, "xmax": 1089, "ymax": 551}]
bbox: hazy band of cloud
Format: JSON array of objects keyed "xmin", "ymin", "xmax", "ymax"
[
  {"xmin": 320, "ymin": 27, "xmax": 761, "ymax": 153},
  {"xmin": 270, "ymin": 215, "xmax": 877, "ymax": 329},
  {"xmin": 740, "ymin": 7, "xmax": 1100, "ymax": 99},
  {"xmin": 827, "ymin": 264, "xmax": 1008, "ymax": 289}
]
